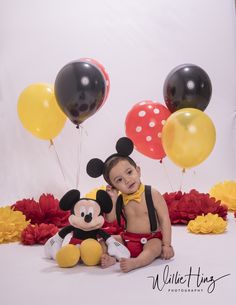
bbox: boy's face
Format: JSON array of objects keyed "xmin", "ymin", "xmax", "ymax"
[{"xmin": 109, "ymin": 159, "xmax": 141, "ymax": 194}]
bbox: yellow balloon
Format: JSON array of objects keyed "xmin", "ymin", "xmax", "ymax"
[
  {"xmin": 161, "ymin": 108, "xmax": 216, "ymax": 169},
  {"xmin": 80, "ymin": 239, "xmax": 102, "ymax": 266},
  {"xmin": 17, "ymin": 83, "xmax": 66, "ymax": 140}
]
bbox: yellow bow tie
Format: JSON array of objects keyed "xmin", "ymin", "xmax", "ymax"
[{"xmin": 122, "ymin": 184, "xmax": 145, "ymax": 205}]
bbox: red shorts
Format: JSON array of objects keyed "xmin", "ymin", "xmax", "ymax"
[
  {"xmin": 121, "ymin": 231, "xmax": 162, "ymax": 258},
  {"xmin": 69, "ymin": 237, "xmax": 83, "ymax": 245}
]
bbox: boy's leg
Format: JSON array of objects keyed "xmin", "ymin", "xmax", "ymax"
[{"xmin": 120, "ymin": 238, "xmax": 162, "ymax": 273}]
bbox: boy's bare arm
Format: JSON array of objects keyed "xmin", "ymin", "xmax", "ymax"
[
  {"xmin": 152, "ymin": 189, "xmax": 172, "ymax": 246},
  {"xmin": 152, "ymin": 188, "xmax": 174, "ymax": 259}
]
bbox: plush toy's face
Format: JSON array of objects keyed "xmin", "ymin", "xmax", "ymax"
[{"xmin": 69, "ymin": 199, "xmax": 105, "ymax": 231}]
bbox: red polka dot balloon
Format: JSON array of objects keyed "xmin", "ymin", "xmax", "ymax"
[{"xmin": 125, "ymin": 100, "xmax": 171, "ymax": 160}]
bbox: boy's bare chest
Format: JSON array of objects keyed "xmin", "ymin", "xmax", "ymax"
[{"xmin": 124, "ymin": 200, "xmax": 148, "ymax": 217}]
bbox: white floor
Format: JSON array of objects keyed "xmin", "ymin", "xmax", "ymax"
[{"xmin": 1, "ymin": 213, "xmax": 235, "ymax": 305}]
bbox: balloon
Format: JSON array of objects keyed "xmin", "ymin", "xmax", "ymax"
[
  {"xmin": 125, "ymin": 101, "xmax": 171, "ymax": 159},
  {"xmin": 17, "ymin": 83, "xmax": 66, "ymax": 140},
  {"xmin": 163, "ymin": 64, "xmax": 212, "ymax": 112},
  {"xmin": 54, "ymin": 59, "xmax": 106, "ymax": 126},
  {"xmin": 80, "ymin": 57, "xmax": 110, "ymax": 105},
  {"xmin": 161, "ymin": 108, "xmax": 216, "ymax": 169}
]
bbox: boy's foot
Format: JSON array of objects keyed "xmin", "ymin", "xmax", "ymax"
[
  {"xmin": 120, "ymin": 258, "xmax": 139, "ymax": 273},
  {"xmin": 101, "ymin": 254, "xmax": 116, "ymax": 268}
]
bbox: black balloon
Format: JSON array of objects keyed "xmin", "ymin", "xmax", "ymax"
[
  {"xmin": 163, "ymin": 64, "xmax": 212, "ymax": 113},
  {"xmin": 55, "ymin": 60, "xmax": 106, "ymax": 126}
]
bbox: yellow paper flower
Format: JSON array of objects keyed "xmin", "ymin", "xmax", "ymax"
[
  {"xmin": 211, "ymin": 217, "xmax": 227, "ymax": 234},
  {"xmin": 187, "ymin": 213, "xmax": 227, "ymax": 234},
  {"xmin": 0, "ymin": 206, "xmax": 30, "ymax": 243},
  {"xmin": 209, "ymin": 181, "xmax": 236, "ymax": 211},
  {"xmin": 187, "ymin": 220, "xmax": 201, "ymax": 233},
  {"xmin": 85, "ymin": 186, "xmax": 107, "ymax": 200}
]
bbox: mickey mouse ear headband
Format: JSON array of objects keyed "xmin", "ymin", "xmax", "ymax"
[{"xmin": 86, "ymin": 137, "xmax": 134, "ymax": 178}]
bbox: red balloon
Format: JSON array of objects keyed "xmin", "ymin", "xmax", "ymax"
[
  {"xmin": 125, "ymin": 101, "xmax": 171, "ymax": 159},
  {"xmin": 80, "ymin": 58, "xmax": 110, "ymax": 106}
]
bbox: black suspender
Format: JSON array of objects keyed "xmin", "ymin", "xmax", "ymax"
[
  {"xmin": 144, "ymin": 185, "xmax": 158, "ymax": 232},
  {"xmin": 116, "ymin": 185, "xmax": 158, "ymax": 232},
  {"xmin": 116, "ymin": 195, "xmax": 127, "ymax": 228}
]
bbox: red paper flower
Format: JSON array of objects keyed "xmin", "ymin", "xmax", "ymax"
[
  {"xmin": 12, "ymin": 194, "xmax": 70, "ymax": 227},
  {"xmin": 21, "ymin": 223, "xmax": 58, "ymax": 245},
  {"xmin": 163, "ymin": 189, "xmax": 228, "ymax": 225},
  {"xmin": 38, "ymin": 194, "xmax": 70, "ymax": 227},
  {"xmin": 12, "ymin": 198, "xmax": 43, "ymax": 224}
]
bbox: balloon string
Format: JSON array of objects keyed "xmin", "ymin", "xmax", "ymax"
[
  {"xmin": 49, "ymin": 139, "xmax": 68, "ymax": 190},
  {"xmin": 75, "ymin": 126, "xmax": 84, "ymax": 189},
  {"xmin": 179, "ymin": 168, "xmax": 186, "ymax": 191},
  {"xmin": 160, "ymin": 159, "xmax": 174, "ymax": 192}
]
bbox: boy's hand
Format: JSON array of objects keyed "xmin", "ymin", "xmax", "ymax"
[
  {"xmin": 106, "ymin": 185, "xmax": 119, "ymax": 202},
  {"xmin": 161, "ymin": 245, "xmax": 174, "ymax": 260}
]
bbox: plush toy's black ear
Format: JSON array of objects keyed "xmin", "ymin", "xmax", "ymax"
[
  {"xmin": 86, "ymin": 158, "xmax": 104, "ymax": 178},
  {"xmin": 116, "ymin": 137, "xmax": 134, "ymax": 156},
  {"xmin": 96, "ymin": 190, "xmax": 113, "ymax": 214},
  {"xmin": 59, "ymin": 189, "xmax": 80, "ymax": 211}
]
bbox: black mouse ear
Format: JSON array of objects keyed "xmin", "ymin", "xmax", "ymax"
[
  {"xmin": 60, "ymin": 189, "xmax": 80, "ymax": 211},
  {"xmin": 116, "ymin": 137, "xmax": 134, "ymax": 156},
  {"xmin": 96, "ymin": 190, "xmax": 113, "ymax": 214},
  {"xmin": 86, "ymin": 158, "xmax": 104, "ymax": 178}
]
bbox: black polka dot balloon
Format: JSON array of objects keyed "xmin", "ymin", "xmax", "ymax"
[{"xmin": 55, "ymin": 59, "xmax": 107, "ymax": 127}]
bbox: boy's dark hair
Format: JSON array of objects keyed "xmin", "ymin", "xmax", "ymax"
[{"xmin": 86, "ymin": 137, "xmax": 136, "ymax": 185}]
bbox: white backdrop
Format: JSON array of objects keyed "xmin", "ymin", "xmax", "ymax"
[
  {"xmin": 1, "ymin": 2, "xmax": 236, "ymax": 305},
  {"xmin": 0, "ymin": 0, "xmax": 236, "ymax": 206}
]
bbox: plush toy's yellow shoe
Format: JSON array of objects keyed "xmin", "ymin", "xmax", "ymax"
[
  {"xmin": 80, "ymin": 239, "xmax": 103, "ymax": 266},
  {"xmin": 56, "ymin": 244, "xmax": 80, "ymax": 268}
]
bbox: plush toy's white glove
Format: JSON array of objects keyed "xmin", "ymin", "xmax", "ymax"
[
  {"xmin": 106, "ymin": 237, "xmax": 130, "ymax": 260},
  {"xmin": 44, "ymin": 233, "xmax": 63, "ymax": 260}
]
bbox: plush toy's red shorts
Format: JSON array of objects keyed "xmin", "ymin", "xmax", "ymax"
[
  {"xmin": 69, "ymin": 237, "xmax": 83, "ymax": 245},
  {"xmin": 121, "ymin": 231, "xmax": 162, "ymax": 258},
  {"xmin": 102, "ymin": 219, "xmax": 125, "ymax": 235}
]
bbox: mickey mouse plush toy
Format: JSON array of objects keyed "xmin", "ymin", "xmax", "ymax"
[{"xmin": 45, "ymin": 189, "xmax": 130, "ymax": 267}]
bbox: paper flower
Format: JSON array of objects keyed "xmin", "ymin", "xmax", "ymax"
[
  {"xmin": 12, "ymin": 194, "xmax": 70, "ymax": 227},
  {"xmin": 0, "ymin": 206, "xmax": 30, "ymax": 243},
  {"xmin": 38, "ymin": 194, "xmax": 70, "ymax": 227},
  {"xmin": 163, "ymin": 189, "xmax": 228, "ymax": 224},
  {"xmin": 187, "ymin": 213, "xmax": 227, "ymax": 234},
  {"xmin": 11, "ymin": 198, "xmax": 43, "ymax": 224},
  {"xmin": 21, "ymin": 223, "xmax": 58, "ymax": 245},
  {"xmin": 209, "ymin": 181, "xmax": 236, "ymax": 211}
]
